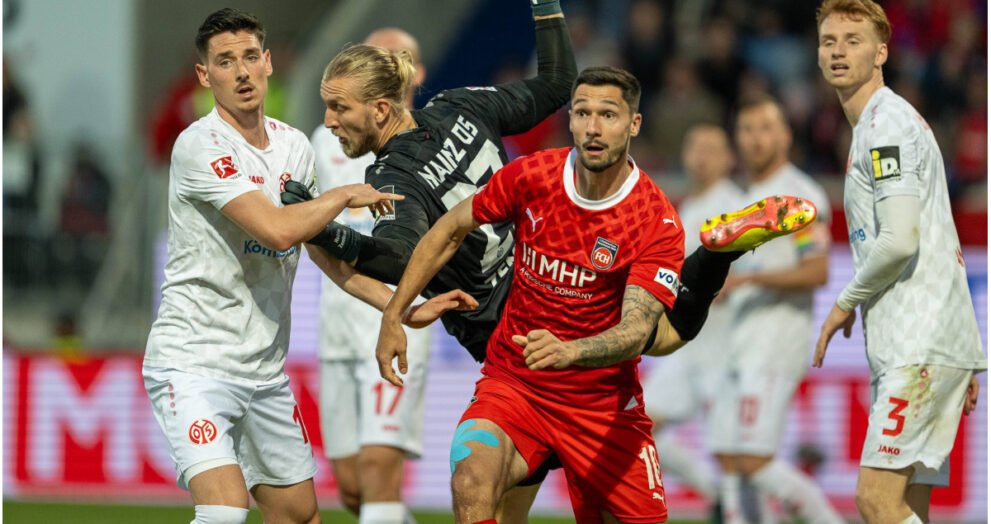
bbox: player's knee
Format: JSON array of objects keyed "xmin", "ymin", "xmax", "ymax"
[
  {"xmin": 338, "ymin": 489, "xmax": 361, "ymax": 516},
  {"xmin": 191, "ymin": 504, "xmax": 249, "ymax": 524},
  {"xmin": 451, "ymin": 464, "xmax": 500, "ymax": 506},
  {"xmin": 854, "ymin": 486, "xmax": 887, "ymax": 521}
]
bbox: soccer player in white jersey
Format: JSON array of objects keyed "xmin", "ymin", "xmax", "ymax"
[
  {"xmin": 709, "ymin": 95, "xmax": 843, "ymax": 524},
  {"xmin": 813, "ymin": 1, "xmax": 986, "ymax": 523},
  {"xmin": 142, "ymin": 9, "xmax": 407, "ymax": 524},
  {"xmin": 310, "ymin": 28, "xmax": 430, "ymax": 524},
  {"xmin": 642, "ymin": 124, "xmax": 742, "ymax": 513}
]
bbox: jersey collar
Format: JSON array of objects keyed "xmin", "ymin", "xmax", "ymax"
[{"xmin": 563, "ymin": 148, "xmax": 641, "ymax": 210}]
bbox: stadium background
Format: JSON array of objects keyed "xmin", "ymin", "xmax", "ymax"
[{"xmin": 2, "ymin": 0, "xmax": 987, "ymax": 521}]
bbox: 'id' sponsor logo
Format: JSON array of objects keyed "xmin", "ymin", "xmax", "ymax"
[{"xmin": 590, "ymin": 237, "xmax": 619, "ymax": 270}]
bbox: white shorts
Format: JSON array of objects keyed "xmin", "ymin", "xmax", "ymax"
[
  {"xmin": 143, "ymin": 366, "xmax": 317, "ymax": 490},
  {"xmin": 319, "ymin": 355, "xmax": 428, "ymax": 459},
  {"xmin": 707, "ymin": 366, "xmax": 801, "ymax": 455},
  {"xmin": 860, "ymin": 364, "xmax": 973, "ymax": 487},
  {"xmin": 642, "ymin": 352, "xmax": 718, "ymax": 424}
]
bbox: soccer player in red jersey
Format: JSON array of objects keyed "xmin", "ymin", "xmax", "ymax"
[{"xmin": 379, "ymin": 66, "xmax": 678, "ymax": 523}]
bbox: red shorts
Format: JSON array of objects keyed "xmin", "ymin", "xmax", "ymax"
[{"xmin": 461, "ymin": 377, "xmax": 667, "ymax": 523}]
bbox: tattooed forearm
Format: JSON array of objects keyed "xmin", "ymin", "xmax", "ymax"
[{"xmin": 573, "ymin": 285, "xmax": 665, "ymax": 367}]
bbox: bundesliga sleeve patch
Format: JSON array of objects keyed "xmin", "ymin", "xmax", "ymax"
[
  {"xmin": 870, "ymin": 146, "xmax": 901, "ymax": 181},
  {"xmin": 374, "ymin": 184, "xmax": 396, "ymax": 222},
  {"xmin": 653, "ymin": 267, "xmax": 680, "ymax": 297},
  {"xmin": 210, "ymin": 156, "xmax": 239, "ymax": 179}
]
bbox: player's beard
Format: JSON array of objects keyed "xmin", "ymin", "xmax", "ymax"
[
  {"xmin": 579, "ymin": 144, "xmax": 626, "ymax": 173},
  {"xmin": 342, "ymin": 115, "xmax": 379, "ymax": 158}
]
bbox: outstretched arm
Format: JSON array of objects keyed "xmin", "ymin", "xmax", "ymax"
[
  {"xmin": 516, "ymin": 285, "xmax": 666, "ymax": 370},
  {"xmin": 377, "ymin": 196, "xmax": 481, "ymax": 385}
]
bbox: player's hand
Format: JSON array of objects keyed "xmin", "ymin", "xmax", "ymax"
[
  {"xmin": 338, "ymin": 183, "xmax": 404, "ymax": 216},
  {"xmin": 402, "ymin": 289, "xmax": 479, "ymax": 329},
  {"xmin": 376, "ymin": 316, "xmax": 408, "ymax": 387},
  {"xmin": 813, "ymin": 303, "xmax": 856, "ymax": 368},
  {"xmin": 280, "ymin": 180, "xmax": 313, "ymax": 205},
  {"xmin": 514, "ymin": 329, "xmax": 578, "ymax": 370},
  {"xmin": 964, "ymin": 374, "xmax": 980, "ymax": 415}
]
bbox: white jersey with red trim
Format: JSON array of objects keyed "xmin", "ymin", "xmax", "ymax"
[
  {"xmin": 310, "ymin": 126, "xmax": 429, "ymax": 361},
  {"xmin": 729, "ymin": 164, "xmax": 832, "ymax": 375},
  {"xmin": 145, "ymin": 109, "xmax": 316, "ymax": 383},
  {"xmin": 844, "ymin": 87, "xmax": 986, "ymax": 376}
]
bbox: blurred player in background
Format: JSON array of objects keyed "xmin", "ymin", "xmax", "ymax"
[
  {"xmin": 142, "ymin": 9, "xmax": 403, "ymax": 524},
  {"xmin": 709, "ymin": 95, "xmax": 843, "ymax": 524},
  {"xmin": 310, "ymin": 28, "xmax": 430, "ymax": 524},
  {"xmin": 813, "ymin": 1, "xmax": 986, "ymax": 522},
  {"xmin": 379, "ymin": 65, "xmax": 684, "ymax": 524},
  {"xmin": 641, "ymin": 124, "xmax": 743, "ymax": 516}
]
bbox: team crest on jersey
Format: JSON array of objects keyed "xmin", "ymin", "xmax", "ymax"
[
  {"xmin": 870, "ymin": 146, "xmax": 901, "ymax": 182},
  {"xmin": 374, "ymin": 184, "xmax": 396, "ymax": 222},
  {"xmin": 590, "ymin": 237, "xmax": 619, "ymax": 270},
  {"xmin": 210, "ymin": 156, "xmax": 239, "ymax": 179},
  {"xmin": 188, "ymin": 419, "xmax": 218, "ymax": 445},
  {"xmin": 279, "ymin": 172, "xmax": 292, "ymax": 192}
]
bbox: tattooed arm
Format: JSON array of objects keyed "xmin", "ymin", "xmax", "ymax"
[{"xmin": 515, "ymin": 285, "xmax": 666, "ymax": 370}]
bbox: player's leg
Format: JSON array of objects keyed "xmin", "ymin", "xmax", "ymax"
[
  {"xmin": 855, "ymin": 466, "xmax": 915, "ymax": 523},
  {"xmin": 735, "ymin": 368, "xmax": 842, "ymax": 524},
  {"xmin": 451, "ymin": 379, "xmax": 547, "ymax": 522},
  {"xmin": 319, "ymin": 360, "xmax": 362, "ymax": 514},
  {"xmin": 858, "ymin": 365, "xmax": 972, "ymax": 524},
  {"xmin": 355, "ymin": 341, "xmax": 429, "ymax": 524},
  {"xmin": 143, "ymin": 367, "xmax": 251, "ymax": 523},
  {"xmin": 495, "ymin": 482, "xmax": 541, "ymax": 524},
  {"xmin": 239, "ymin": 377, "xmax": 319, "ymax": 524},
  {"xmin": 905, "ymin": 483, "xmax": 932, "ymax": 523},
  {"xmin": 252, "ymin": 480, "xmax": 320, "ymax": 524}
]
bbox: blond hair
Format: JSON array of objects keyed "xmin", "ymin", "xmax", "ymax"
[
  {"xmin": 322, "ymin": 44, "xmax": 417, "ymax": 113},
  {"xmin": 816, "ymin": 0, "xmax": 892, "ymax": 43}
]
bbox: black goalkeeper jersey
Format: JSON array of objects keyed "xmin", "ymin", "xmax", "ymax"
[{"xmin": 366, "ymin": 82, "xmax": 556, "ymax": 361}]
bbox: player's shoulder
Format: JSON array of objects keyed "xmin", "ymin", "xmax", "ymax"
[
  {"xmin": 514, "ymin": 146, "xmax": 571, "ymax": 174},
  {"xmin": 862, "ymin": 88, "xmax": 926, "ymax": 137},
  {"xmin": 264, "ymin": 116, "xmax": 309, "ymax": 148}
]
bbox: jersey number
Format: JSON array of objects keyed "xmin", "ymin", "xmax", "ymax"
[
  {"xmin": 639, "ymin": 444, "xmax": 663, "ymax": 490},
  {"xmin": 373, "ymin": 381, "xmax": 404, "ymax": 416},
  {"xmin": 292, "ymin": 404, "xmax": 310, "ymax": 444},
  {"xmin": 882, "ymin": 396, "xmax": 909, "ymax": 437}
]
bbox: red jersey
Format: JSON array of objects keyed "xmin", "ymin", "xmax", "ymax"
[{"xmin": 472, "ymin": 147, "xmax": 684, "ymax": 411}]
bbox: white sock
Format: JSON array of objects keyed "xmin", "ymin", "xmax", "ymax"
[
  {"xmin": 359, "ymin": 502, "xmax": 407, "ymax": 524},
  {"xmin": 757, "ymin": 490, "xmax": 779, "ymax": 524},
  {"xmin": 751, "ymin": 460, "xmax": 843, "ymax": 524},
  {"xmin": 655, "ymin": 432, "xmax": 717, "ymax": 500},
  {"xmin": 190, "ymin": 505, "xmax": 248, "ymax": 524},
  {"xmin": 898, "ymin": 514, "xmax": 924, "ymax": 524},
  {"xmin": 720, "ymin": 474, "xmax": 749, "ymax": 524}
]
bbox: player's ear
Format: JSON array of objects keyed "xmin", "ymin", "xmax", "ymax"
[
  {"xmin": 875, "ymin": 42, "xmax": 888, "ymax": 68},
  {"xmin": 629, "ymin": 112, "xmax": 642, "ymax": 138},
  {"xmin": 195, "ymin": 63, "xmax": 211, "ymax": 89},
  {"xmin": 373, "ymin": 99, "xmax": 393, "ymax": 124},
  {"xmin": 263, "ymin": 49, "xmax": 273, "ymax": 77}
]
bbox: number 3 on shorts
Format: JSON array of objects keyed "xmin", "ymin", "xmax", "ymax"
[
  {"xmin": 638, "ymin": 444, "xmax": 663, "ymax": 490},
  {"xmin": 882, "ymin": 396, "xmax": 909, "ymax": 437}
]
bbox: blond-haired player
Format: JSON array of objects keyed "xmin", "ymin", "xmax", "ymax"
[{"xmin": 814, "ymin": 1, "xmax": 986, "ymax": 523}]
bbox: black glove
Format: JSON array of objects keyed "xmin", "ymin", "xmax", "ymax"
[
  {"xmin": 280, "ymin": 180, "xmax": 313, "ymax": 205},
  {"xmin": 531, "ymin": 0, "xmax": 562, "ymax": 17}
]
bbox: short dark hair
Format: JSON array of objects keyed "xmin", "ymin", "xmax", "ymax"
[
  {"xmin": 195, "ymin": 8, "xmax": 266, "ymax": 62},
  {"xmin": 571, "ymin": 66, "xmax": 641, "ymax": 113},
  {"xmin": 735, "ymin": 93, "xmax": 788, "ymax": 127}
]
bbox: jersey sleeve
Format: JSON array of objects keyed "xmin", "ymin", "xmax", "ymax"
[
  {"xmin": 865, "ymin": 115, "xmax": 923, "ymax": 202},
  {"xmin": 366, "ymin": 164, "xmax": 432, "ymax": 251},
  {"xmin": 430, "ymin": 83, "xmax": 542, "ymax": 138},
  {"xmin": 171, "ymin": 133, "xmax": 258, "ymax": 210},
  {"xmin": 627, "ymin": 206, "xmax": 685, "ymax": 310},
  {"xmin": 471, "ymin": 156, "xmax": 524, "ymax": 225}
]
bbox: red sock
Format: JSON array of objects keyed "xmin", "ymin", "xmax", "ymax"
[{"xmin": 473, "ymin": 520, "xmax": 497, "ymax": 524}]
